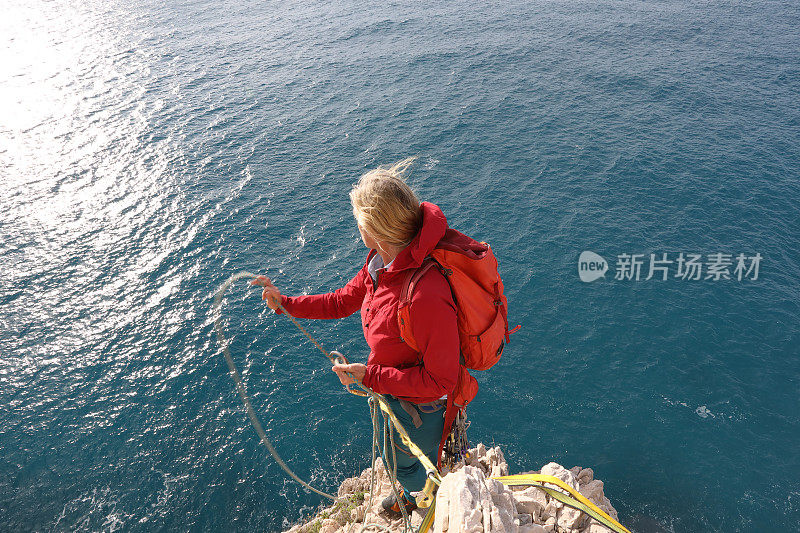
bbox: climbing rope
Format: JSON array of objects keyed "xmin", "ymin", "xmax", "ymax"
[
  {"xmin": 212, "ymin": 272, "xmax": 438, "ymax": 533},
  {"xmin": 213, "ymin": 272, "xmax": 627, "ymax": 533},
  {"xmin": 212, "ymin": 271, "xmax": 338, "ymax": 501}
]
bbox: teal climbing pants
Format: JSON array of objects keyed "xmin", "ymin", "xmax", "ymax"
[{"xmin": 380, "ymin": 396, "xmax": 445, "ymax": 496}]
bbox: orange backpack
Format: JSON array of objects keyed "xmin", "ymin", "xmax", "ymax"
[{"xmin": 397, "ymin": 228, "xmax": 520, "ymax": 408}]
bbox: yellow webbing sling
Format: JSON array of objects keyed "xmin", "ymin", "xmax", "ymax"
[{"xmin": 492, "ymin": 474, "xmax": 630, "ymax": 533}]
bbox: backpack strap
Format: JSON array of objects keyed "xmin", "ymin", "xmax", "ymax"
[
  {"xmin": 493, "ymin": 283, "xmax": 522, "ymax": 343},
  {"xmin": 399, "ymin": 257, "xmax": 438, "ymax": 307},
  {"xmin": 397, "ymin": 257, "xmax": 438, "ymax": 354}
]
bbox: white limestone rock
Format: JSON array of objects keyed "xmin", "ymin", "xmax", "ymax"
[
  {"xmin": 350, "ymin": 504, "xmax": 366, "ymax": 523},
  {"xmin": 577, "ymin": 467, "xmax": 594, "ymax": 485},
  {"xmin": 579, "ymin": 479, "xmax": 604, "ymax": 503},
  {"xmin": 337, "ymin": 477, "xmax": 360, "ymax": 497},
  {"xmin": 556, "ymin": 503, "xmax": 586, "ymax": 531},
  {"xmin": 432, "ymin": 462, "xmax": 519, "ymax": 533},
  {"xmin": 514, "ymin": 487, "xmax": 547, "ymax": 521},
  {"xmin": 284, "ymin": 444, "xmax": 621, "ymax": 533},
  {"xmin": 540, "ymin": 462, "xmax": 580, "ymax": 491},
  {"xmin": 585, "ymin": 523, "xmax": 614, "ymax": 533},
  {"xmin": 319, "ymin": 519, "xmax": 339, "ymax": 533}
]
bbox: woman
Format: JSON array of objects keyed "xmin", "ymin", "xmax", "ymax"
[{"xmin": 251, "ymin": 158, "xmax": 459, "ymax": 516}]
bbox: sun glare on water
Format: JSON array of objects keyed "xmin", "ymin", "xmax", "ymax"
[{"xmin": 1, "ymin": 0, "xmax": 188, "ymax": 375}]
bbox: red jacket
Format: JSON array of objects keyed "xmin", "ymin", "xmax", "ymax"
[{"xmin": 278, "ymin": 202, "xmax": 460, "ymax": 404}]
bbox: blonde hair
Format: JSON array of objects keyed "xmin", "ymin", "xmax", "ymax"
[{"xmin": 350, "ymin": 157, "xmax": 422, "ymax": 248}]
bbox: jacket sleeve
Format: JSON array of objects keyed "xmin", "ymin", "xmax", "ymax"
[
  {"xmin": 362, "ymin": 270, "xmax": 459, "ymax": 399},
  {"xmin": 277, "ymin": 267, "xmax": 368, "ymax": 319}
]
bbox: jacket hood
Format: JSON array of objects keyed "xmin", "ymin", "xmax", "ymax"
[{"xmin": 375, "ymin": 201, "xmax": 448, "ymax": 273}]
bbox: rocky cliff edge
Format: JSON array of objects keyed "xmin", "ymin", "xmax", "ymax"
[{"xmin": 285, "ymin": 443, "xmax": 621, "ymax": 533}]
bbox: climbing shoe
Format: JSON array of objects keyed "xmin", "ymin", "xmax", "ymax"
[{"xmin": 381, "ymin": 491, "xmax": 417, "ymax": 517}]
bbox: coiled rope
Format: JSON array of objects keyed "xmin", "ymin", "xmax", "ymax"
[
  {"xmin": 212, "ymin": 271, "xmax": 627, "ymax": 533},
  {"xmin": 212, "ymin": 271, "xmax": 338, "ymax": 501},
  {"xmin": 212, "ymin": 272, "xmax": 438, "ymax": 533}
]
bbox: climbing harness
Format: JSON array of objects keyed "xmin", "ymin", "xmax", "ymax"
[{"xmin": 214, "ymin": 272, "xmax": 628, "ymax": 533}]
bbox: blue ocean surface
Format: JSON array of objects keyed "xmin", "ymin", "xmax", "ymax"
[{"xmin": 2, "ymin": 0, "xmax": 799, "ymax": 531}]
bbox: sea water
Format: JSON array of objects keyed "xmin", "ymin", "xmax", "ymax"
[{"xmin": 1, "ymin": 0, "xmax": 799, "ymax": 531}]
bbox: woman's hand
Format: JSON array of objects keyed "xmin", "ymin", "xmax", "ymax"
[
  {"xmin": 250, "ymin": 275, "xmax": 282, "ymax": 311},
  {"xmin": 332, "ymin": 362, "xmax": 367, "ymax": 387}
]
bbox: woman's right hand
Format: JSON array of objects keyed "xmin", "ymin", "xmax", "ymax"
[{"xmin": 250, "ymin": 275, "xmax": 282, "ymax": 311}]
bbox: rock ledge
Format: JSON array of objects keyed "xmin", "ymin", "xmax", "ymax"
[{"xmin": 286, "ymin": 443, "xmax": 619, "ymax": 533}]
